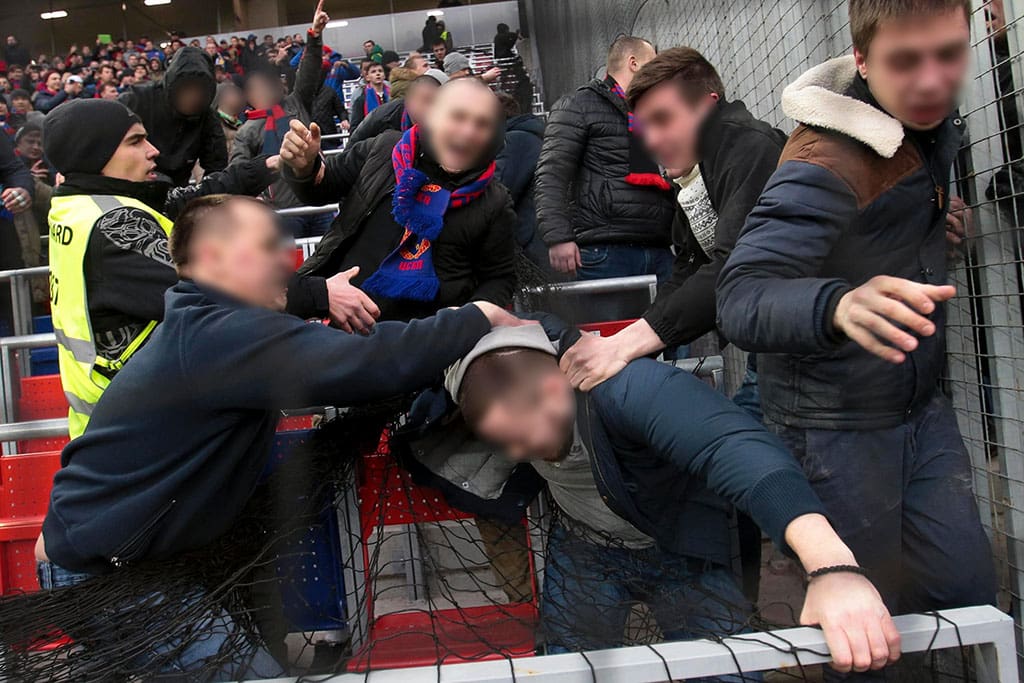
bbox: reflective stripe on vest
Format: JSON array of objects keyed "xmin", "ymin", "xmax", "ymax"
[{"xmin": 48, "ymin": 193, "xmax": 174, "ymax": 439}]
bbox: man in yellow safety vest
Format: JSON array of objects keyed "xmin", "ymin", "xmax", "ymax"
[{"xmin": 44, "ymin": 98, "xmax": 274, "ymax": 438}]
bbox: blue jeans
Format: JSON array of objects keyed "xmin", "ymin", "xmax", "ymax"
[
  {"xmin": 731, "ymin": 355, "xmax": 762, "ymax": 424},
  {"xmin": 542, "ymin": 523, "xmax": 759, "ymax": 681},
  {"xmin": 37, "ymin": 561, "xmax": 286, "ymax": 680},
  {"xmin": 280, "ymin": 211, "xmax": 334, "ymax": 238},
  {"xmin": 576, "ymin": 244, "xmax": 673, "ymax": 283},
  {"xmin": 769, "ymin": 392, "xmax": 996, "ymax": 614}
]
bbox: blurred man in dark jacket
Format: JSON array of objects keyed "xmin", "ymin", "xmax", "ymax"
[
  {"xmin": 535, "ymin": 36, "xmax": 675, "ymax": 280},
  {"xmin": 119, "ymin": 46, "xmax": 226, "ymax": 185},
  {"xmin": 280, "ymin": 77, "xmax": 516, "ymax": 331},
  {"xmin": 231, "ymin": 2, "xmax": 329, "ymax": 237},
  {"xmin": 446, "ymin": 324, "xmax": 899, "ymax": 674},
  {"xmin": 717, "ymin": 0, "xmax": 996, "ymax": 634},
  {"xmin": 559, "ymin": 48, "xmax": 784, "ymax": 396}
]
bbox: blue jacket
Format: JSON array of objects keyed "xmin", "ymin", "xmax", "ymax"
[
  {"xmin": 717, "ymin": 57, "xmax": 963, "ymax": 430},
  {"xmin": 42, "ymin": 280, "xmax": 491, "ymax": 574},
  {"xmin": 579, "ymin": 358, "xmax": 824, "ymax": 566},
  {"xmin": 404, "ymin": 316, "xmax": 825, "ymax": 567}
]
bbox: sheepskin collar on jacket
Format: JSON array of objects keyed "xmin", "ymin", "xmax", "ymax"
[{"xmin": 782, "ymin": 55, "xmax": 907, "ymax": 158}]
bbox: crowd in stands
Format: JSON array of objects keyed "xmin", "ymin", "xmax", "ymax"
[
  {"xmin": 0, "ymin": 11, "xmax": 535, "ymax": 324},
  {"xmin": 0, "ymin": 0, "xmax": 1003, "ymax": 679}
]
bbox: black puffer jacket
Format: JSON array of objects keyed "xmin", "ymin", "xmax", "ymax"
[
  {"xmin": 283, "ymin": 130, "xmax": 517, "ymax": 320},
  {"xmin": 534, "ymin": 79, "xmax": 675, "ymax": 247},
  {"xmin": 118, "ymin": 47, "xmax": 227, "ymax": 185}
]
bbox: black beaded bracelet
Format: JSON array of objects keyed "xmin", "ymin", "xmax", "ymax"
[{"xmin": 807, "ymin": 564, "xmax": 867, "ymax": 580}]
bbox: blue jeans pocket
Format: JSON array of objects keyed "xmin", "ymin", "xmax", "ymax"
[{"xmin": 578, "ymin": 246, "xmax": 609, "ymax": 267}]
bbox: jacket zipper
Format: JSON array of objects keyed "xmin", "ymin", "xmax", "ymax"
[{"xmin": 110, "ymin": 498, "xmax": 176, "ymax": 568}]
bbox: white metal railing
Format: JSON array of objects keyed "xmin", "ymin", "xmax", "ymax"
[{"xmin": 253, "ymin": 606, "xmax": 1016, "ymax": 683}]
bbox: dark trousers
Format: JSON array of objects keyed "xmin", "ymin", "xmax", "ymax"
[
  {"xmin": 542, "ymin": 522, "xmax": 758, "ymax": 683},
  {"xmin": 576, "ymin": 244, "xmax": 673, "ymax": 283},
  {"xmin": 770, "ymin": 392, "xmax": 996, "ymax": 614}
]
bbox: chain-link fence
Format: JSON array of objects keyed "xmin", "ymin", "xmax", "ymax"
[{"xmin": 527, "ymin": 0, "xmax": 1024, "ymax": 662}]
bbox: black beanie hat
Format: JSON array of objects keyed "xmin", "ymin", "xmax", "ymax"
[{"xmin": 44, "ymin": 99, "xmax": 141, "ymax": 176}]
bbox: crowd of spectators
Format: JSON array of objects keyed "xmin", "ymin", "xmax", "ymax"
[{"xmin": 0, "ymin": 15, "xmax": 535, "ymax": 328}]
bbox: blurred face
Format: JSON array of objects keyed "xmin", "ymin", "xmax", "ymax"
[
  {"xmin": 134, "ymin": 66, "xmax": 148, "ymax": 80},
  {"xmin": 205, "ymin": 44, "xmax": 218, "ymax": 58},
  {"xmin": 363, "ymin": 41, "xmax": 375, "ymax": 54},
  {"xmin": 246, "ymin": 75, "xmax": 281, "ymax": 110},
  {"xmin": 16, "ymin": 130, "xmax": 42, "ymax": 161},
  {"xmin": 67, "ymin": 80, "xmax": 83, "ymax": 95},
  {"xmin": 0, "ymin": 100, "xmax": 8, "ymax": 117},
  {"xmin": 433, "ymin": 43, "xmax": 447, "ymax": 62},
  {"xmin": 0, "ymin": 78, "xmax": 9, "ymax": 92},
  {"xmin": 475, "ymin": 371, "xmax": 576, "ymax": 462},
  {"xmin": 218, "ymin": 87, "xmax": 245, "ymax": 115},
  {"xmin": 100, "ymin": 65, "xmax": 114, "ymax": 82},
  {"xmin": 634, "ymin": 82, "xmax": 719, "ymax": 172},
  {"xmin": 100, "ymin": 123, "xmax": 160, "ymax": 182},
  {"xmin": 367, "ymin": 64, "xmax": 385, "ymax": 86},
  {"xmin": 12, "ymin": 96, "xmax": 30, "ymax": 113},
  {"xmin": 46, "ymin": 72, "xmax": 61, "ymax": 90},
  {"xmin": 855, "ymin": 7, "xmax": 970, "ymax": 130},
  {"xmin": 100, "ymin": 83, "xmax": 119, "ymax": 100},
  {"xmin": 193, "ymin": 201, "xmax": 293, "ymax": 311},
  {"xmin": 9, "ymin": 67, "xmax": 22, "ymax": 81},
  {"xmin": 404, "ymin": 81, "xmax": 438, "ymax": 125},
  {"xmin": 426, "ymin": 81, "xmax": 500, "ymax": 173},
  {"xmin": 173, "ymin": 81, "xmax": 209, "ymax": 116}
]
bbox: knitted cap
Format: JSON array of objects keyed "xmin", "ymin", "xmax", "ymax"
[
  {"xmin": 443, "ymin": 52, "xmax": 471, "ymax": 76},
  {"xmin": 44, "ymin": 99, "xmax": 141, "ymax": 176}
]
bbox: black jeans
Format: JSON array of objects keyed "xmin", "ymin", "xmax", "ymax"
[{"xmin": 770, "ymin": 392, "xmax": 996, "ymax": 614}]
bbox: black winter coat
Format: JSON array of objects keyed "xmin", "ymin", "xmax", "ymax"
[
  {"xmin": 643, "ymin": 100, "xmax": 787, "ymax": 347},
  {"xmin": 534, "ymin": 79, "xmax": 675, "ymax": 248},
  {"xmin": 118, "ymin": 47, "xmax": 227, "ymax": 186},
  {"xmin": 284, "ymin": 130, "xmax": 517, "ymax": 320}
]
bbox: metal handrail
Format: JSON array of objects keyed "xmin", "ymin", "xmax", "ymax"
[
  {"xmin": 0, "ymin": 418, "xmax": 68, "ymax": 444},
  {"xmin": 522, "ymin": 275, "xmax": 658, "ymax": 296},
  {"xmin": 0, "ymin": 266, "xmax": 49, "ymax": 282},
  {"xmin": 276, "ymin": 204, "xmax": 339, "ymax": 216}
]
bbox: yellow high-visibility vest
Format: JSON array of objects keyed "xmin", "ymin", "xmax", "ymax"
[{"xmin": 48, "ymin": 194, "xmax": 174, "ymax": 439}]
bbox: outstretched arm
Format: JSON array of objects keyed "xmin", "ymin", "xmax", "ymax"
[{"xmin": 604, "ymin": 360, "xmax": 900, "ymax": 673}]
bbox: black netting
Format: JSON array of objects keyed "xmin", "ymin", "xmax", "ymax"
[{"xmin": 0, "ymin": 392, "xmax": 977, "ymax": 681}]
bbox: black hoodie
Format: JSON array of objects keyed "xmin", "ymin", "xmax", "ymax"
[{"xmin": 118, "ymin": 47, "xmax": 227, "ymax": 185}]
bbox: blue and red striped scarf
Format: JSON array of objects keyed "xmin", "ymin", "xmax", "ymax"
[
  {"xmin": 607, "ymin": 76, "xmax": 671, "ymax": 191},
  {"xmin": 245, "ymin": 104, "xmax": 293, "ymax": 156},
  {"xmin": 363, "ymin": 84, "xmax": 390, "ymax": 116},
  {"xmin": 401, "ymin": 107, "xmax": 413, "ymax": 131},
  {"xmin": 362, "ymin": 124, "xmax": 496, "ymax": 302}
]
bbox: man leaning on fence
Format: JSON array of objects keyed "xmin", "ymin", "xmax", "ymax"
[
  {"xmin": 35, "ymin": 194, "xmax": 526, "ymax": 679},
  {"xmin": 716, "ymin": 0, "xmax": 998, "ymax": 670},
  {"xmin": 43, "ymin": 98, "xmax": 274, "ymax": 439},
  {"xmin": 447, "ymin": 323, "xmax": 901, "ymax": 674}
]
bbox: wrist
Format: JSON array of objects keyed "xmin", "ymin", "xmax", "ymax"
[
  {"xmin": 785, "ymin": 513, "xmax": 857, "ymax": 574},
  {"xmin": 614, "ymin": 319, "xmax": 665, "ymax": 360}
]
